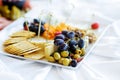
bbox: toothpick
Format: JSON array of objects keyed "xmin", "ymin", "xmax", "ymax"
[
  {"xmin": 47, "ymin": 12, "xmax": 52, "ymax": 42},
  {"xmin": 37, "ymin": 17, "xmax": 41, "ymax": 38},
  {"xmin": 37, "ymin": 10, "xmax": 45, "ymax": 38}
]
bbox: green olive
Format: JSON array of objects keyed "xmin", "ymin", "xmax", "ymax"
[
  {"xmin": 54, "ymin": 52, "xmax": 61, "ymax": 60},
  {"xmin": 58, "ymin": 58, "xmax": 64, "ymax": 64},
  {"xmin": 81, "ymin": 48, "xmax": 85, "ymax": 56},
  {"xmin": 75, "ymin": 49, "xmax": 82, "ymax": 55},
  {"xmin": 62, "ymin": 58, "xmax": 70, "ymax": 66},
  {"xmin": 61, "ymin": 51, "xmax": 69, "ymax": 57},
  {"xmin": 47, "ymin": 56, "xmax": 55, "ymax": 62},
  {"xmin": 73, "ymin": 54, "xmax": 80, "ymax": 59},
  {"xmin": 10, "ymin": 6, "xmax": 21, "ymax": 20}
]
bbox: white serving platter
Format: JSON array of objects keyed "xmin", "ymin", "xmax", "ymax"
[{"xmin": 0, "ymin": 10, "xmax": 113, "ymax": 69}]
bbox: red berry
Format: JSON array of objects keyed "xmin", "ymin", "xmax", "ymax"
[
  {"xmin": 55, "ymin": 32, "xmax": 61, "ymax": 36},
  {"xmin": 91, "ymin": 22, "xmax": 99, "ymax": 30},
  {"xmin": 24, "ymin": 26, "xmax": 28, "ymax": 30},
  {"xmin": 76, "ymin": 57, "xmax": 83, "ymax": 62}
]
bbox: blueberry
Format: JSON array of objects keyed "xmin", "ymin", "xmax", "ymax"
[
  {"xmin": 40, "ymin": 25, "xmax": 45, "ymax": 34},
  {"xmin": 34, "ymin": 19, "xmax": 39, "ymax": 24},
  {"xmin": 70, "ymin": 59, "xmax": 77, "ymax": 67},
  {"xmin": 58, "ymin": 43, "xmax": 68, "ymax": 52},
  {"xmin": 68, "ymin": 40, "xmax": 77, "ymax": 47},
  {"xmin": 54, "ymin": 39, "xmax": 64, "ymax": 46},
  {"xmin": 67, "ymin": 31, "xmax": 75, "ymax": 39},
  {"xmin": 62, "ymin": 30, "xmax": 68, "ymax": 36},
  {"xmin": 54, "ymin": 34, "xmax": 65, "ymax": 40},
  {"xmin": 78, "ymin": 39, "xmax": 84, "ymax": 48}
]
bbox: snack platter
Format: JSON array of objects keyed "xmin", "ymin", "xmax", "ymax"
[{"xmin": 0, "ymin": 12, "xmax": 112, "ymax": 69}]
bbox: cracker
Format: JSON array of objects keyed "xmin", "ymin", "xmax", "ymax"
[
  {"xmin": 10, "ymin": 30, "xmax": 36, "ymax": 38},
  {"xmin": 4, "ymin": 41, "xmax": 40, "ymax": 55},
  {"xmin": 24, "ymin": 50, "xmax": 45, "ymax": 60},
  {"xmin": 31, "ymin": 42, "xmax": 46, "ymax": 51},
  {"xmin": 3, "ymin": 37, "xmax": 27, "ymax": 46}
]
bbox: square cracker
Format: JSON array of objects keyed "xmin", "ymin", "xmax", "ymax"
[
  {"xmin": 3, "ymin": 37, "xmax": 27, "ymax": 46},
  {"xmin": 10, "ymin": 30, "xmax": 36, "ymax": 38},
  {"xmin": 24, "ymin": 50, "xmax": 45, "ymax": 60},
  {"xmin": 4, "ymin": 41, "xmax": 40, "ymax": 55}
]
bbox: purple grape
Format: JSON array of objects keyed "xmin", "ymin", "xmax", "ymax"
[
  {"xmin": 54, "ymin": 34, "xmax": 65, "ymax": 40},
  {"xmin": 34, "ymin": 19, "xmax": 39, "ymax": 24},
  {"xmin": 69, "ymin": 45, "xmax": 77, "ymax": 53},
  {"xmin": 62, "ymin": 30, "xmax": 68, "ymax": 36},
  {"xmin": 29, "ymin": 25, "xmax": 38, "ymax": 34},
  {"xmin": 58, "ymin": 43, "xmax": 68, "ymax": 52},
  {"xmin": 54, "ymin": 39, "xmax": 64, "ymax": 46},
  {"xmin": 67, "ymin": 31, "xmax": 75, "ymax": 39},
  {"xmin": 78, "ymin": 39, "xmax": 84, "ymax": 48},
  {"xmin": 68, "ymin": 39, "xmax": 77, "ymax": 47},
  {"xmin": 40, "ymin": 25, "xmax": 45, "ymax": 34}
]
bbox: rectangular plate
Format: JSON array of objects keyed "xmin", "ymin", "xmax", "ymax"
[{"xmin": 0, "ymin": 10, "xmax": 113, "ymax": 69}]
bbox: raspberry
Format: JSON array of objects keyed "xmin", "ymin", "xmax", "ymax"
[{"xmin": 91, "ymin": 22, "xmax": 99, "ymax": 30}]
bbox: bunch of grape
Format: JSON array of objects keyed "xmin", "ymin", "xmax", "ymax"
[
  {"xmin": 23, "ymin": 19, "xmax": 46, "ymax": 35},
  {"xmin": 48, "ymin": 30, "xmax": 85, "ymax": 67}
]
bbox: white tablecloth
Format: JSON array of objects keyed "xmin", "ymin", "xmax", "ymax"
[{"xmin": 0, "ymin": 0, "xmax": 120, "ymax": 80}]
